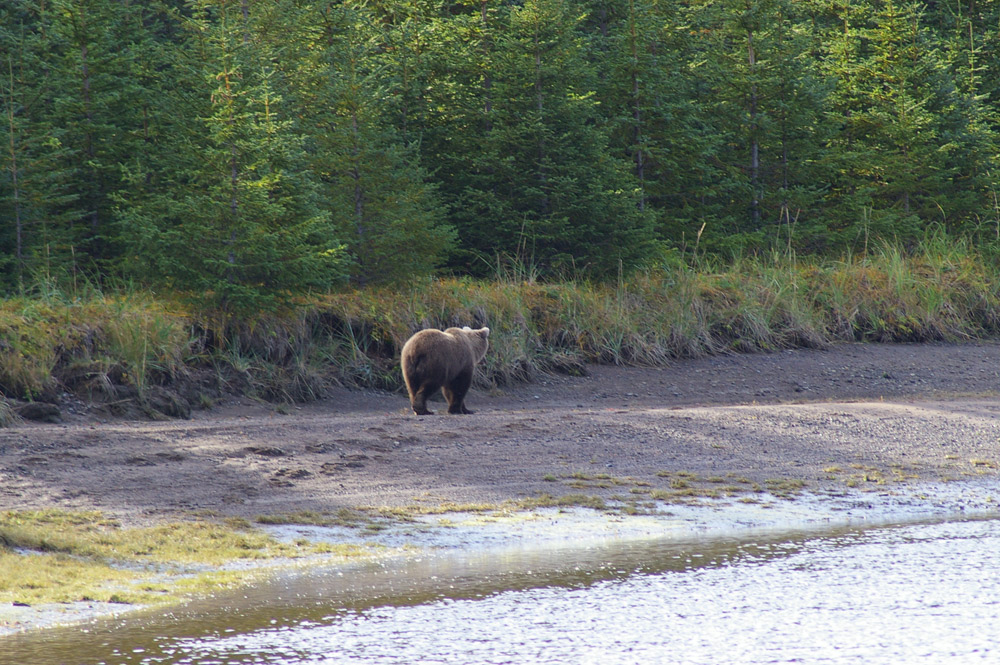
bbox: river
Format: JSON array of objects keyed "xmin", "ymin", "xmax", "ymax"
[{"xmin": 3, "ymin": 505, "xmax": 999, "ymax": 665}]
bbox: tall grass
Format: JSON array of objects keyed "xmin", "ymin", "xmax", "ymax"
[
  {"xmin": 0, "ymin": 288, "xmax": 191, "ymax": 401},
  {"xmin": 2, "ymin": 237, "xmax": 1000, "ymax": 407},
  {"xmin": 316, "ymin": 238, "xmax": 1000, "ymax": 390}
]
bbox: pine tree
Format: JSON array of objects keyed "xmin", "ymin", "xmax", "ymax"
[
  {"xmin": 118, "ymin": 0, "xmax": 344, "ymax": 312},
  {"xmin": 39, "ymin": 0, "xmax": 168, "ymax": 275},
  {"xmin": 668, "ymin": 0, "xmax": 833, "ymax": 254},
  {"xmin": 820, "ymin": 0, "xmax": 987, "ymax": 248},
  {"xmin": 303, "ymin": 0, "xmax": 455, "ymax": 287},
  {"xmin": 0, "ymin": 1, "xmax": 79, "ymax": 290},
  {"xmin": 429, "ymin": 0, "xmax": 658, "ymax": 277},
  {"xmin": 585, "ymin": 0, "xmax": 736, "ymax": 255},
  {"xmin": 928, "ymin": 0, "xmax": 1000, "ymax": 240}
]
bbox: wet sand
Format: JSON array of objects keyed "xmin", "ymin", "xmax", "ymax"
[{"xmin": 3, "ymin": 341, "xmax": 1000, "ymax": 636}]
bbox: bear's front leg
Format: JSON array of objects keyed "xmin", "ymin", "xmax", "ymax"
[{"xmin": 444, "ymin": 371, "xmax": 474, "ymax": 414}]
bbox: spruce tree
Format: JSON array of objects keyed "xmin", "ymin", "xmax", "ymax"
[
  {"xmin": 821, "ymin": 0, "xmax": 985, "ymax": 248},
  {"xmin": 670, "ymin": 0, "xmax": 833, "ymax": 254},
  {"xmin": 930, "ymin": 0, "xmax": 1000, "ymax": 239},
  {"xmin": 39, "ymin": 0, "xmax": 169, "ymax": 275},
  {"xmin": 118, "ymin": 0, "xmax": 344, "ymax": 312},
  {"xmin": 430, "ymin": 0, "xmax": 658, "ymax": 277},
  {"xmin": 303, "ymin": 0, "xmax": 455, "ymax": 287},
  {"xmin": 0, "ymin": 1, "xmax": 80, "ymax": 290}
]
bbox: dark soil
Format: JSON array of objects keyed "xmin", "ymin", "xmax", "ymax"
[{"xmin": 3, "ymin": 341, "xmax": 1000, "ymax": 525}]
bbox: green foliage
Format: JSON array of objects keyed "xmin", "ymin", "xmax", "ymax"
[
  {"xmin": 116, "ymin": 0, "xmax": 346, "ymax": 313},
  {"xmin": 303, "ymin": 1, "xmax": 455, "ymax": 286},
  {"xmin": 425, "ymin": 0, "xmax": 659, "ymax": 277},
  {"xmin": 3, "ymin": 237, "xmax": 1000, "ymax": 407},
  {"xmin": 819, "ymin": 0, "xmax": 990, "ymax": 247},
  {"xmin": 0, "ymin": 1, "xmax": 80, "ymax": 288},
  {"xmin": 3, "ymin": 0, "xmax": 1000, "ymax": 293}
]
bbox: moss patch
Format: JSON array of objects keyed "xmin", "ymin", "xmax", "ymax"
[{"xmin": 0, "ymin": 510, "xmax": 371, "ymax": 608}]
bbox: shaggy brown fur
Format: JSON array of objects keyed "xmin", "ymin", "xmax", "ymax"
[{"xmin": 400, "ymin": 326, "xmax": 490, "ymax": 415}]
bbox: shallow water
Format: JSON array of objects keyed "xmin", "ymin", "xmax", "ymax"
[{"xmin": 4, "ymin": 513, "xmax": 1000, "ymax": 665}]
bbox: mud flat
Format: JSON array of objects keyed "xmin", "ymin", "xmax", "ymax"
[
  {"xmin": 3, "ymin": 478, "xmax": 1000, "ymax": 642},
  {"xmin": 3, "ymin": 341, "xmax": 1000, "ymax": 638}
]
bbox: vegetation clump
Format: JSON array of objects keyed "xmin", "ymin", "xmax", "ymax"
[
  {"xmin": 5, "ymin": 3, "xmax": 1000, "ymax": 411},
  {"xmin": 6, "ymin": 1, "xmax": 1000, "ymax": 294},
  {"xmin": 0, "ymin": 510, "xmax": 368, "ymax": 607},
  {"xmin": 3, "ymin": 239, "xmax": 1000, "ymax": 411}
]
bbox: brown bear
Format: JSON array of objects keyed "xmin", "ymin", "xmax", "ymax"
[{"xmin": 400, "ymin": 326, "xmax": 490, "ymax": 415}]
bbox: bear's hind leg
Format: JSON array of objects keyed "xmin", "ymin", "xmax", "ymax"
[{"xmin": 410, "ymin": 382, "xmax": 438, "ymax": 415}]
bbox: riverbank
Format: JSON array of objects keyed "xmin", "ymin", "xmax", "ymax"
[
  {"xmin": 3, "ymin": 341, "xmax": 1000, "ymax": 638},
  {"xmin": 5, "ymin": 341, "xmax": 1000, "ymax": 522},
  {"xmin": 3, "ymin": 479, "xmax": 999, "ymax": 652}
]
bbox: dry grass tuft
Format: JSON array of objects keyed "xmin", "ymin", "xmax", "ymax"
[{"xmin": 3, "ymin": 237, "xmax": 1000, "ymax": 406}]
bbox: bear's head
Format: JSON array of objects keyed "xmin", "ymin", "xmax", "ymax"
[{"xmin": 457, "ymin": 326, "xmax": 490, "ymax": 363}]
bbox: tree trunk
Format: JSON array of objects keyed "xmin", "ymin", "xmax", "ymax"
[
  {"xmin": 78, "ymin": 16, "xmax": 101, "ymax": 256},
  {"xmin": 533, "ymin": 17, "xmax": 549, "ymax": 217},
  {"xmin": 629, "ymin": 0, "xmax": 645, "ymax": 211},
  {"xmin": 5, "ymin": 59, "xmax": 23, "ymax": 280},
  {"xmin": 747, "ymin": 27, "xmax": 760, "ymax": 230},
  {"xmin": 351, "ymin": 108, "xmax": 367, "ymax": 287},
  {"xmin": 481, "ymin": 0, "xmax": 493, "ymax": 127}
]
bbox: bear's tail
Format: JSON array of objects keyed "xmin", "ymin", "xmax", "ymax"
[{"xmin": 403, "ymin": 351, "xmax": 426, "ymax": 379}]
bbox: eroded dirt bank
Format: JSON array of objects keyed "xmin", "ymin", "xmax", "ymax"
[{"xmin": 3, "ymin": 341, "xmax": 1000, "ymax": 525}]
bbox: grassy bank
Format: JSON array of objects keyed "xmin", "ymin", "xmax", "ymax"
[
  {"xmin": 3, "ymin": 237, "xmax": 1000, "ymax": 411},
  {"xmin": 0, "ymin": 510, "xmax": 370, "ymax": 608}
]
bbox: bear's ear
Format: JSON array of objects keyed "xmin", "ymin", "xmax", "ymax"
[{"xmin": 480, "ymin": 327, "xmax": 490, "ymax": 337}]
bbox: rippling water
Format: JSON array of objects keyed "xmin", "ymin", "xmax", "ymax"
[
  {"xmin": 7, "ymin": 515, "xmax": 998, "ymax": 665},
  {"xmin": 167, "ymin": 518, "xmax": 999, "ymax": 665}
]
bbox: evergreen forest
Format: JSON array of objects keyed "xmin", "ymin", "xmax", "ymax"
[{"xmin": 4, "ymin": 0, "xmax": 1000, "ymax": 308}]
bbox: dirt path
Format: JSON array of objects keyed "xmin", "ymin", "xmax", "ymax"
[{"xmin": 3, "ymin": 341, "xmax": 1000, "ymax": 525}]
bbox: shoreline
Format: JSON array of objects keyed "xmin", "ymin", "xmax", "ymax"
[
  {"xmin": 3, "ymin": 476, "xmax": 999, "ymax": 642},
  {"xmin": 4, "ymin": 341, "xmax": 1000, "ymax": 640}
]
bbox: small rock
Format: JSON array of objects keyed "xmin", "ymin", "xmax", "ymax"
[
  {"xmin": 17, "ymin": 402, "xmax": 62, "ymax": 423},
  {"xmin": 273, "ymin": 467, "xmax": 312, "ymax": 479},
  {"xmin": 143, "ymin": 387, "xmax": 191, "ymax": 419},
  {"xmin": 246, "ymin": 446, "xmax": 286, "ymax": 457},
  {"xmin": 320, "ymin": 461, "xmax": 364, "ymax": 474},
  {"xmin": 305, "ymin": 443, "xmax": 339, "ymax": 454}
]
